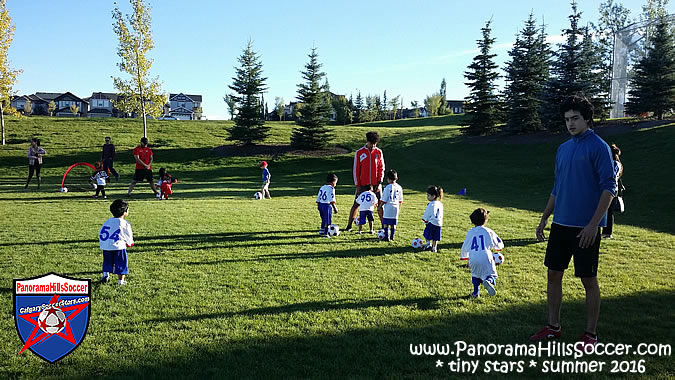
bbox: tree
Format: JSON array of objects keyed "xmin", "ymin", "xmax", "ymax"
[
  {"xmin": 626, "ymin": 15, "xmax": 675, "ymax": 119},
  {"xmin": 464, "ymin": 19, "xmax": 501, "ymax": 135},
  {"xmin": 424, "ymin": 93, "xmax": 443, "ymax": 116},
  {"xmin": 291, "ymin": 47, "xmax": 333, "ymax": 150},
  {"xmin": 69, "ymin": 104, "xmax": 79, "ymax": 116},
  {"xmin": 48, "ymin": 100, "xmax": 56, "ymax": 116},
  {"xmin": 579, "ymin": 26, "xmax": 611, "ymax": 120},
  {"xmin": 389, "ymin": 95, "xmax": 400, "ymax": 120},
  {"xmin": 354, "ymin": 91, "xmax": 363, "ymax": 122},
  {"xmin": 228, "ymin": 40, "xmax": 268, "ymax": 144},
  {"xmin": 223, "ymin": 93, "xmax": 236, "ymax": 120},
  {"xmin": 411, "ymin": 100, "xmax": 420, "ymax": 118},
  {"xmin": 274, "ymin": 97, "xmax": 284, "ymax": 121},
  {"xmin": 439, "ymin": 78, "xmax": 448, "ymax": 115},
  {"xmin": 23, "ymin": 99, "xmax": 32, "ymax": 115},
  {"xmin": 112, "ymin": 0, "xmax": 166, "ymax": 138},
  {"xmin": 503, "ymin": 13, "xmax": 551, "ymax": 133},
  {"xmin": 331, "ymin": 95, "xmax": 350, "ymax": 125},
  {"xmin": 0, "ymin": 0, "xmax": 21, "ymax": 145},
  {"xmin": 193, "ymin": 106, "xmax": 202, "ymax": 120}
]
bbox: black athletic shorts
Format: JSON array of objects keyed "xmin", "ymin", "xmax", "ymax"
[
  {"xmin": 544, "ymin": 223, "xmax": 601, "ymax": 278},
  {"xmin": 133, "ymin": 169, "xmax": 153, "ymax": 182}
]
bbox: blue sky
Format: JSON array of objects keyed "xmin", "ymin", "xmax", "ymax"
[{"xmin": 7, "ymin": 0, "xmax": 665, "ymax": 120}]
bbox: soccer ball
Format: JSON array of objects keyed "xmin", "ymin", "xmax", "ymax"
[
  {"xmin": 38, "ymin": 306, "xmax": 67, "ymax": 334},
  {"xmin": 411, "ymin": 238, "xmax": 424, "ymax": 249},
  {"xmin": 493, "ymin": 252, "xmax": 505, "ymax": 265},
  {"xmin": 376, "ymin": 229, "xmax": 386, "ymax": 240},
  {"xmin": 327, "ymin": 224, "xmax": 340, "ymax": 236},
  {"xmin": 60, "ymin": 187, "xmax": 68, "ymax": 193},
  {"xmin": 254, "ymin": 192, "xmax": 263, "ymax": 200}
]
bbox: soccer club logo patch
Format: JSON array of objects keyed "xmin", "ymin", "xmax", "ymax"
[{"xmin": 14, "ymin": 273, "xmax": 91, "ymax": 363}]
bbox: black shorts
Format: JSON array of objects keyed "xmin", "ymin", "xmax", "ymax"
[
  {"xmin": 133, "ymin": 169, "xmax": 153, "ymax": 182},
  {"xmin": 544, "ymin": 223, "xmax": 601, "ymax": 278}
]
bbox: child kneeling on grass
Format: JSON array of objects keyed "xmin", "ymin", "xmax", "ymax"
[
  {"xmin": 99, "ymin": 199, "xmax": 134, "ymax": 285},
  {"xmin": 460, "ymin": 208, "xmax": 504, "ymax": 297}
]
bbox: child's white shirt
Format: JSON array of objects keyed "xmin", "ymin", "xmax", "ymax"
[
  {"xmin": 99, "ymin": 217, "xmax": 134, "ymax": 251},
  {"xmin": 316, "ymin": 184, "xmax": 336, "ymax": 204},
  {"xmin": 461, "ymin": 225, "xmax": 504, "ymax": 280},
  {"xmin": 91, "ymin": 170, "xmax": 108, "ymax": 186},
  {"xmin": 381, "ymin": 183, "xmax": 403, "ymax": 219},
  {"xmin": 422, "ymin": 200, "xmax": 443, "ymax": 226},
  {"xmin": 356, "ymin": 190, "xmax": 378, "ymax": 212}
]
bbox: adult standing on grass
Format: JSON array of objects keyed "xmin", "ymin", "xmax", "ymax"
[
  {"xmin": 345, "ymin": 131, "xmax": 385, "ymax": 232},
  {"xmin": 24, "ymin": 138, "xmax": 46, "ymax": 190},
  {"xmin": 531, "ymin": 95, "xmax": 617, "ymax": 349},
  {"xmin": 602, "ymin": 144, "xmax": 623, "ymax": 240},
  {"xmin": 102, "ymin": 136, "xmax": 120, "ymax": 181},
  {"xmin": 127, "ymin": 137, "xmax": 158, "ymax": 198}
]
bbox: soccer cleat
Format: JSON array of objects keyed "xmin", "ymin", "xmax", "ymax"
[
  {"xmin": 382, "ymin": 236, "xmax": 390, "ymax": 242},
  {"xmin": 92, "ymin": 195, "xmax": 98, "ymax": 199},
  {"xmin": 319, "ymin": 229, "xmax": 326, "ymax": 236},
  {"xmin": 575, "ymin": 333, "xmax": 598, "ymax": 351},
  {"xmin": 602, "ymin": 234, "xmax": 613, "ymax": 239},
  {"xmin": 344, "ymin": 226, "xmax": 352, "ymax": 232},
  {"xmin": 103, "ymin": 196, "xmax": 107, "ymax": 199},
  {"xmin": 482, "ymin": 278, "xmax": 496, "ymax": 296},
  {"xmin": 470, "ymin": 293, "xmax": 479, "ymax": 299},
  {"xmin": 100, "ymin": 275, "xmax": 110, "ymax": 284},
  {"xmin": 529, "ymin": 325, "xmax": 562, "ymax": 341},
  {"xmin": 118, "ymin": 280, "xmax": 127, "ymax": 285},
  {"xmin": 431, "ymin": 247, "xmax": 438, "ymax": 253},
  {"xmin": 423, "ymin": 242, "xmax": 431, "ymax": 251}
]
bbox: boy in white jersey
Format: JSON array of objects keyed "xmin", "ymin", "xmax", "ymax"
[
  {"xmin": 356, "ymin": 185, "xmax": 378, "ymax": 234},
  {"xmin": 317, "ymin": 174, "xmax": 339, "ymax": 237},
  {"xmin": 460, "ymin": 208, "xmax": 504, "ymax": 297},
  {"xmin": 379, "ymin": 170, "xmax": 403, "ymax": 241},
  {"xmin": 99, "ymin": 199, "xmax": 134, "ymax": 285}
]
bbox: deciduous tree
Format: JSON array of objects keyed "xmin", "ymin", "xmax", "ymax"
[{"xmin": 0, "ymin": 0, "xmax": 21, "ymax": 145}]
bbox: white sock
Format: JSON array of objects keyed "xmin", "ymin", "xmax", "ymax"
[{"xmin": 103, "ymin": 272, "xmax": 109, "ymax": 277}]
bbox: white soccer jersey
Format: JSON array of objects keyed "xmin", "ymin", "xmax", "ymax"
[
  {"xmin": 91, "ymin": 170, "xmax": 108, "ymax": 186},
  {"xmin": 422, "ymin": 200, "xmax": 443, "ymax": 226},
  {"xmin": 356, "ymin": 190, "xmax": 378, "ymax": 212},
  {"xmin": 99, "ymin": 217, "xmax": 134, "ymax": 251},
  {"xmin": 460, "ymin": 226, "xmax": 504, "ymax": 280},
  {"xmin": 380, "ymin": 183, "xmax": 403, "ymax": 219},
  {"xmin": 316, "ymin": 184, "xmax": 336, "ymax": 204}
]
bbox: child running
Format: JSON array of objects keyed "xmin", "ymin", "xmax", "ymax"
[
  {"xmin": 460, "ymin": 208, "xmax": 504, "ymax": 297},
  {"xmin": 99, "ymin": 199, "xmax": 134, "ymax": 285},
  {"xmin": 317, "ymin": 173, "xmax": 339, "ymax": 237},
  {"xmin": 421, "ymin": 185, "xmax": 443, "ymax": 252},
  {"xmin": 155, "ymin": 168, "xmax": 178, "ymax": 200},
  {"xmin": 379, "ymin": 170, "xmax": 403, "ymax": 241},
  {"xmin": 90, "ymin": 161, "xmax": 109, "ymax": 199}
]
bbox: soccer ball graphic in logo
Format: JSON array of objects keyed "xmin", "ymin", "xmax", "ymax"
[
  {"xmin": 38, "ymin": 306, "xmax": 67, "ymax": 334},
  {"xmin": 411, "ymin": 238, "xmax": 424, "ymax": 249},
  {"xmin": 254, "ymin": 192, "xmax": 263, "ymax": 200},
  {"xmin": 60, "ymin": 187, "xmax": 68, "ymax": 193},
  {"xmin": 327, "ymin": 224, "xmax": 340, "ymax": 236},
  {"xmin": 493, "ymin": 252, "xmax": 504, "ymax": 265},
  {"xmin": 376, "ymin": 229, "xmax": 386, "ymax": 240}
]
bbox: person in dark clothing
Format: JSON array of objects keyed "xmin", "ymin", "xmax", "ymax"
[{"xmin": 102, "ymin": 136, "xmax": 120, "ymax": 181}]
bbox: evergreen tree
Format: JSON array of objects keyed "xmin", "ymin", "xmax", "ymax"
[
  {"xmin": 228, "ymin": 41, "xmax": 268, "ymax": 144},
  {"xmin": 579, "ymin": 26, "xmax": 611, "ymax": 120},
  {"xmin": 464, "ymin": 20, "xmax": 501, "ymax": 135},
  {"xmin": 439, "ymin": 78, "xmax": 448, "ymax": 115},
  {"xmin": 290, "ymin": 47, "xmax": 333, "ymax": 150},
  {"xmin": 504, "ymin": 13, "xmax": 551, "ymax": 133},
  {"xmin": 626, "ymin": 16, "xmax": 675, "ymax": 119},
  {"xmin": 382, "ymin": 90, "xmax": 388, "ymax": 120},
  {"xmin": 354, "ymin": 91, "xmax": 363, "ymax": 123}
]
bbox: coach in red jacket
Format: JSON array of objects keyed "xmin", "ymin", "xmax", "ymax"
[{"xmin": 345, "ymin": 131, "xmax": 385, "ymax": 231}]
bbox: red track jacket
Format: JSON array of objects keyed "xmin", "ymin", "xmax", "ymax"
[{"xmin": 353, "ymin": 145, "xmax": 385, "ymax": 187}]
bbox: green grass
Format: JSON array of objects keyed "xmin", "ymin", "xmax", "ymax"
[{"xmin": 1, "ymin": 116, "xmax": 674, "ymax": 378}]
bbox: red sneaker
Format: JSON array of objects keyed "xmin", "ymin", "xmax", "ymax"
[
  {"xmin": 529, "ymin": 325, "xmax": 562, "ymax": 341},
  {"xmin": 575, "ymin": 333, "xmax": 598, "ymax": 351}
]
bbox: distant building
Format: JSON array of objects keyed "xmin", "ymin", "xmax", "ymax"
[
  {"xmin": 52, "ymin": 92, "xmax": 88, "ymax": 117},
  {"xmin": 446, "ymin": 100, "xmax": 464, "ymax": 114},
  {"xmin": 167, "ymin": 93, "xmax": 202, "ymax": 120},
  {"xmin": 86, "ymin": 92, "xmax": 122, "ymax": 118}
]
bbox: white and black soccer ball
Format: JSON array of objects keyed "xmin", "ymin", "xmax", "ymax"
[
  {"xmin": 327, "ymin": 224, "xmax": 340, "ymax": 236},
  {"xmin": 254, "ymin": 191, "xmax": 263, "ymax": 200},
  {"xmin": 60, "ymin": 187, "xmax": 68, "ymax": 193},
  {"xmin": 493, "ymin": 252, "xmax": 505, "ymax": 265},
  {"xmin": 38, "ymin": 306, "xmax": 67, "ymax": 334},
  {"xmin": 411, "ymin": 238, "xmax": 424, "ymax": 249},
  {"xmin": 376, "ymin": 229, "xmax": 386, "ymax": 240}
]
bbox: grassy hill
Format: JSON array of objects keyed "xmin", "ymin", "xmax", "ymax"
[{"xmin": 1, "ymin": 116, "xmax": 673, "ymax": 378}]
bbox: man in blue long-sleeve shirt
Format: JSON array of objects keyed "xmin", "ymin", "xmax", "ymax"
[{"xmin": 530, "ymin": 95, "xmax": 617, "ymax": 349}]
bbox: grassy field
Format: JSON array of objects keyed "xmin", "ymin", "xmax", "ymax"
[{"xmin": 1, "ymin": 115, "xmax": 673, "ymax": 378}]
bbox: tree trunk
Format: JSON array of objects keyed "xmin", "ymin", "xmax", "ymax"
[
  {"xmin": 141, "ymin": 100, "xmax": 147, "ymax": 138},
  {"xmin": 1, "ymin": 102, "xmax": 4, "ymax": 145}
]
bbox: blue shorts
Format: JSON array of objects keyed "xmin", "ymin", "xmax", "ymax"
[
  {"xmin": 423, "ymin": 223, "xmax": 442, "ymax": 241},
  {"xmin": 359, "ymin": 210, "xmax": 374, "ymax": 225},
  {"xmin": 318, "ymin": 203, "xmax": 333, "ymax": 229},
  {"xmin": 102, "ymin": 249, "xmax": 129, "ymax": 275},
  {"xmin": 382, "ymin": 218, "xmax": 398, "ymax": 226}
]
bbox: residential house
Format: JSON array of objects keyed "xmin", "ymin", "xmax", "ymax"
[
  {"xmin": 446, "ymin": 100, "xmax": 464, "ymax": 114},
  {"xmin": 33, "ymin": 92, "xmax": 62, "ymax": 115},
  {"xmin": 87, "ymin": 92, "xmax": 121, "ymax": 118},
  {"xmin": 167, "ymin": 93, "xmax": 202, "ymax": 120},
  {"xmin": 401, "ymin": 107, "xmax": 430, "ymax": 119},
  {"xmin": 50, "ymin": 92, "xmax": 88, "ymax": 117},
  {"xmin": 10, "ymin": 95, "xmax": 30, "ymax": 112}
]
